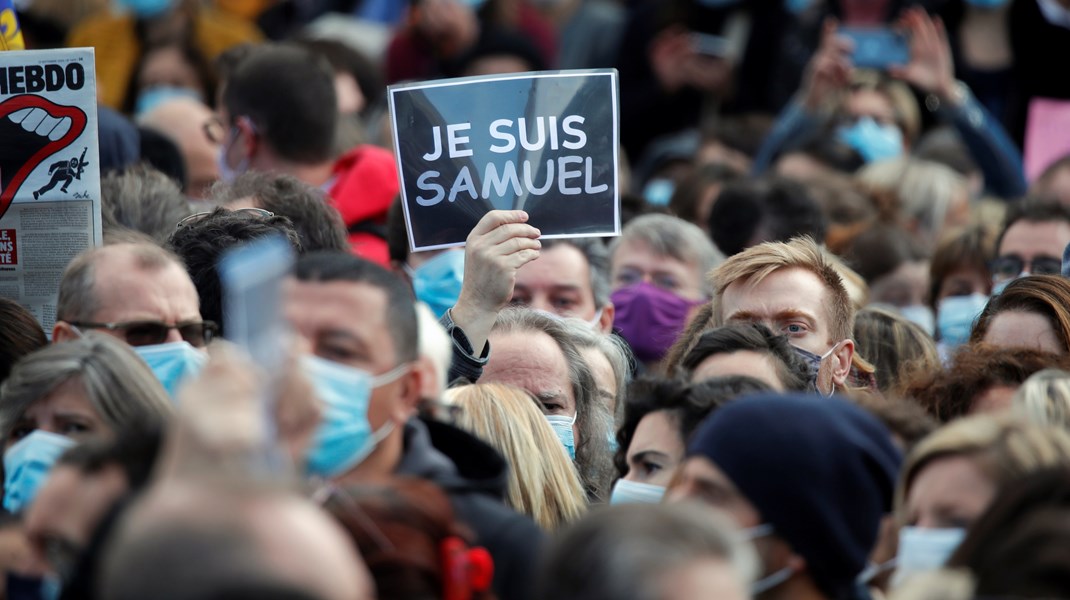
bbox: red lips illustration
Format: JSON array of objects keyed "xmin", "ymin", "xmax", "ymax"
[{"xmin": 0, "ymin": 94, "xmax": 87, "ymax": 220}]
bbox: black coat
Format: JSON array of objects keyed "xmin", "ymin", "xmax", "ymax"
[{"xmin": 396, "ymin": 417, "xmax": 546, "ymax": 600}]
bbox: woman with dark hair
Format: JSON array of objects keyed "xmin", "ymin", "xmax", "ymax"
[
  {"xmin": 970, "ymin": 274, "xmax": 1070, "ymax": 355},
  {"xmin": 611, "ymin": 375, "xmax": 771, "ymax": 504},
  {"xmin": 321, "ymin": 477, "xmax": 497, "ymax": 600},
  {"xmin": 0, "ymin": 299, "xmax": 46, "ymax": 385},
  {"xmin": 125, "ymin": 39, "xmax": 218, "ymax": 116}
]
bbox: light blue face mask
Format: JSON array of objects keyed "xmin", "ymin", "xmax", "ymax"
[
  {"xmin": 784, "ymin": 0, "xmax": 813, "ymax": 14},
  {"xmin": 899, "ymin": 305, "xmax": 935, "ymax": 336},
  {"xmin": 642, "ymin": 178, "xmax": 675, "ymax": 207},
  {"xmin": 133, "ymin": 341, "xmax": 207, "ymax": 400},
  {"xmin": 117, "ymin": 0, "xmax": 174, "ymax": 18},
  {"xmin": 837, "ymin": 117, "xmax": 904, "ymax": 163},
  {"xmin": 3, "ymin": 430, "xmax": 76, "ymax": 513},
  {"xmin": 894, "ymin": 526, "xmax": 966, "ymax": 586},
  {"xmin": 134, "ymin": 86, "xmax": 203, "ymax": 117},
  {"xmin": 609, "ymin": 478, "xmax": 665, "ymax": 504},
  {"xmin": 937, "ymin": 293, "xmax": 988, "ymax": 347},
  {"xmin": 408, "ymin": 250, "xmax": 465, "ymax": 319},
  {"xmin": 964, "ymin": 0, "xmax": 1009, "ymax": 8},
  {"xmin": 546, "ymin": 413, "xmax": 576, "ymax": 460},
  {"xmin": 303, "ymin": 355, "xmax": 409, "ymax": 478}
]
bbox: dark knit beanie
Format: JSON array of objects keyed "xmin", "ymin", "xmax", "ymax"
[{"xmin": 687, "ymin": 393, "xmax": 902, "ymax": 599}]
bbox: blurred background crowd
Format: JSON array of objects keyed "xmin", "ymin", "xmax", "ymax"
[{"xmin": 3, "ymin": 0, "xmax": 1070, "ymax": 599}]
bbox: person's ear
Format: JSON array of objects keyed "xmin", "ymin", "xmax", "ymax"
[
  {"xmin": 829, "ymin": 339, "xmax": 855, "ymax": 388},
  {"xmin": 392, "ymin": 367, "xmax": 424, "ymax": 423},
  {"xmin": 52, "ymin": 321, "xmax": 79, "ymax": 343},
  {"xmin": 235, "ymin": 117, "xmax": 259, "ymax": 161},
  {"xmin": 597, "ymin": 302, "xmax": 615, "ymax": 334}
]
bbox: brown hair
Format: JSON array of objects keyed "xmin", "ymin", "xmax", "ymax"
[
  {"xmin": 853, "ymin": 306, "xmax": 941, "ymax": 396},
  {"xmin": 322, "ymin": 478, "xmax": 496, "ymax": 600},
  {"xmin": 902, "ymin": 344, "xmax": 1070, "ymax": 422},
  {"xmin": 928, "ymin": 225, "xmax": 995, "ymax": 309},
  {"xmin": 0, "ymin": 299, "xmax": 46, "ymax": 384},
  {"xmin": 969, "ymin": 275, "xmax": 1070, "ymax": 353}
]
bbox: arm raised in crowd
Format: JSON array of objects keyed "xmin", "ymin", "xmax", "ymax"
[
  {"xmin": 442, "ymin": 210, "xmax": 541, "ymax": 383},
  {"xmin": 889, "ymin": 8, "xmax": 1026, "ymax": 199}
]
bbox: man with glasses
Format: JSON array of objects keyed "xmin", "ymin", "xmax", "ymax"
[
  {"xmin": 52, "ymin": 242, "xmax": 215, "ymax": 396},
  {"xmin": 992, "ymin": 200, "xmax": 1070, "ymax": 293}
]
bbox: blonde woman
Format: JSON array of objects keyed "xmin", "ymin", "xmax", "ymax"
[
  {"xmin": 893, "ymin": 415, "xmax": 1070, "ymax": 583},
  {"xmin": 446, "ymin": 383, "xmax": 587, "ymax": 531},
  {"xmin": 1013, "ymin": 369, "xmax": 1070, "ymax": 429}
]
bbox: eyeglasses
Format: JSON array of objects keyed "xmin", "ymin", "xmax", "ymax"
[
  {"xmin": 176, "ymin": 207, "xmax": 274, "ymax": 229},
  {"xmin": 990, "ymin": 254, "xmax": 1062, "ymax": 281},
  {"xmin": 68, "ymin": 320, "xmax": 219, "ymax": 347},
  {"xmin": 203, "ymin": 116, "xmax": 227, "ymax": 145}
]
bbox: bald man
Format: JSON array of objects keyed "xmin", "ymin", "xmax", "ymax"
[{"xmin": 138, "ymin": 97, "xmax": 221, "ymax": 200}]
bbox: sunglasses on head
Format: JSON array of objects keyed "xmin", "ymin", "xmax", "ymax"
[
  {"xmin": 989, "ymin": 255, "xmax": 1062, "ymax": 280},
  {"xmin": 68, "ymin": 320, "xmax": 219, "ymax": 347},
  {"xmin": 176, "ymin": 207, "xmax": 274, "ymax": 229}
]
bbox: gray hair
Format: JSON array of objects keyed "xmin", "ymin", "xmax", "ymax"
[
  {"xmin": 492, "ymin": 308, "xmax": 616, "ymax": 503},
  {"xmin": 557, "ymin": 318, "xmax": 632, "ymax": 425},
  {"xmin": 0, "ymin": 332, "xmax": 172, "ymax": 446},
  {"xmin": 57, "ymin": 243, "xmax": 185, "ymax": 322},
  {"xmin": 542, "ymin": 238, "xmax": 613, "ymax": 309},
  {"xmin": 537, "ymin": 502, "xmax": 757, "ymax": 600},
  {"xmin": 610, "ymin": 214, "xmax": 724, "ymax": 295},
  {"xmin": 100, "ymin": 165, "xmax": 194, "ymax": 245}
]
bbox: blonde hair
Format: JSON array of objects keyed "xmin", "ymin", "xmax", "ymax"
[
  {"xmin": 1013, "ymin": 369, "xmax": 1070, "ymax": 429},
  {"xmin": 895, "ymin": 414, "xmax": 1070, "ymax": 522},
  {"xmin": 445, "ymin": 383, "xmax": 588, "ymax": 530},
  {"xmin": 857, "ymin": 157, "xmax": 967, "ymax": 247}
]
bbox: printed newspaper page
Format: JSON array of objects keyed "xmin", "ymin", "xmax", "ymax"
[{"xmin": 0, "ymin": 47, "xmax": 102, "ymax": 332}]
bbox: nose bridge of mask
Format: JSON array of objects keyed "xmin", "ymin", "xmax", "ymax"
[
  {"xmin": 894, "ymin": 526, "xmax": 966, "ymax": 586},
  {"xmin": 133, "ymin": 341, "xmax": 207, "ymax": 399}
]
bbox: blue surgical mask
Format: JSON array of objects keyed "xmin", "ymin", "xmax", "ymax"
[
  {"xmin": 407, "ymin": 250, "xmax": 465, "ymax": 319},
  {"xmin": 303, "ymin": 355, "xmax": 409, "ymax": 478},
  {"xmin": 899, "ymin": 305, "xmax": 935, "ymax": 336},
  {"xmin": 609, "ymin": 478, "xmax": 665, "ymax": 504},
  {"xmin": 837, "ymin": 117, "xmax": 904, "ymax": 163},
  {"xmin": 546, "ymin": 413, "xmax": 576, "ymax": 460},
  {"xmin": 792, "ymin": 343, "xmax": 840, "ymax": 397},
  {"xmin": 133, "ymin": 341, "xmax": 206, "ymax": 400},
  {"xmin": 992, "ymin": 274, "xmax": 1023, "ymax": 296},
  {"xmin": 937, "ymin": 293, "xmax": 988, "ymax": 347},
  {"xmin": 3, "ymin": 430, "xmax": 76, "ymax": 513},
  {"xmin": 217, "ymin": 123, "xmax": 254, "ymax": 184},
  {"xmin": 117, "ymin": 0, "xmax": 174, "ymax": 18},
  {"xmin": 642, "ymin": 178, "xmax": 675, "ymax": 207},
  {"xmin": 894, "ymin": 526, "xmax": 966, "ymax": 586},
  {"xmin": 784, "ymin": 0, "xmax": 813, "ymax": 14},
  {"xmin": 134, "ymin": 86, "xmax": 202, "ymax": 117}
]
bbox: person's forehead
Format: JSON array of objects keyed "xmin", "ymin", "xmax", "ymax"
[
  {"xmin": 285, "ymin": 279, "xmax": 392, "ymax": 336},
  {"xmin": 720, "ymin": 267, "xmax": 830, "ymax": 324},
  {"xmin": 631, "ymin": 410, "xmax": 682, "ymax": 453},
  {"xmin": 484, "ymin": 330, "xmax": 573, "ymax": 400},
  {"xmin": 847, "ymin": 88, "xmax": 896, "ymax": 118},
  {"xmin": 516, "ymin": 244, "xmax": 593, "ymax": 292},
  {"xmin": 92, "ymin": 256, "xmax": 200, "ymax": 321},
  {"xmin": 692, "ymin": 350, "xmax": 783, "ymax": 390},
  {"xmin": 614, "ymin": 238, "xmax": 688, "ymax": 269},
  {"xmin": 1000, "ymin": 219, "xmax": 1070, "ymax": 257}
]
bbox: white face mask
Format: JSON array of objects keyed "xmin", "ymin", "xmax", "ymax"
[
  {"xmin": 609, "ymin": 479, "xmax": 665, "ymax": 504},
  {"xmin": 739, "ymin": 523, "xmax": 795, "ymax": 596},
  {"xmin": 893, "ymin": 526, "xmax": 966, "ymax": 587}
]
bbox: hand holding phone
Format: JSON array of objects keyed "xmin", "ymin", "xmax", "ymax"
[{"xmin": 837, "ymin": 26, "xmax": 910, "ymax": 70}]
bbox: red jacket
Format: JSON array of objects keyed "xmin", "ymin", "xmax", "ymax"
[{"xmin": 328, "ymin": 145, "xmax": 399, "ymax": 266}]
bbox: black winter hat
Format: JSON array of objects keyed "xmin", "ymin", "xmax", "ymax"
[{"xmin": 687, "ymin": 393, "xmax": 902, "ymax": 599}]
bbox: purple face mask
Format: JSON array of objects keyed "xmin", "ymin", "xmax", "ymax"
[{"xmin": 610, "ymin": 282, "xmax": 704, "ymax": 363}]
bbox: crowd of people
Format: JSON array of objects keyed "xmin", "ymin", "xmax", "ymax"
[{"xmin": 4, "ymin": 0, "xmax": 1070, "ymax": 598}]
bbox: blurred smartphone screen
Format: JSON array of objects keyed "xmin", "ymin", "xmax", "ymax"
[{"xmin": 838, "ymin": 27, "xmax": 910, "ymax": 69}]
